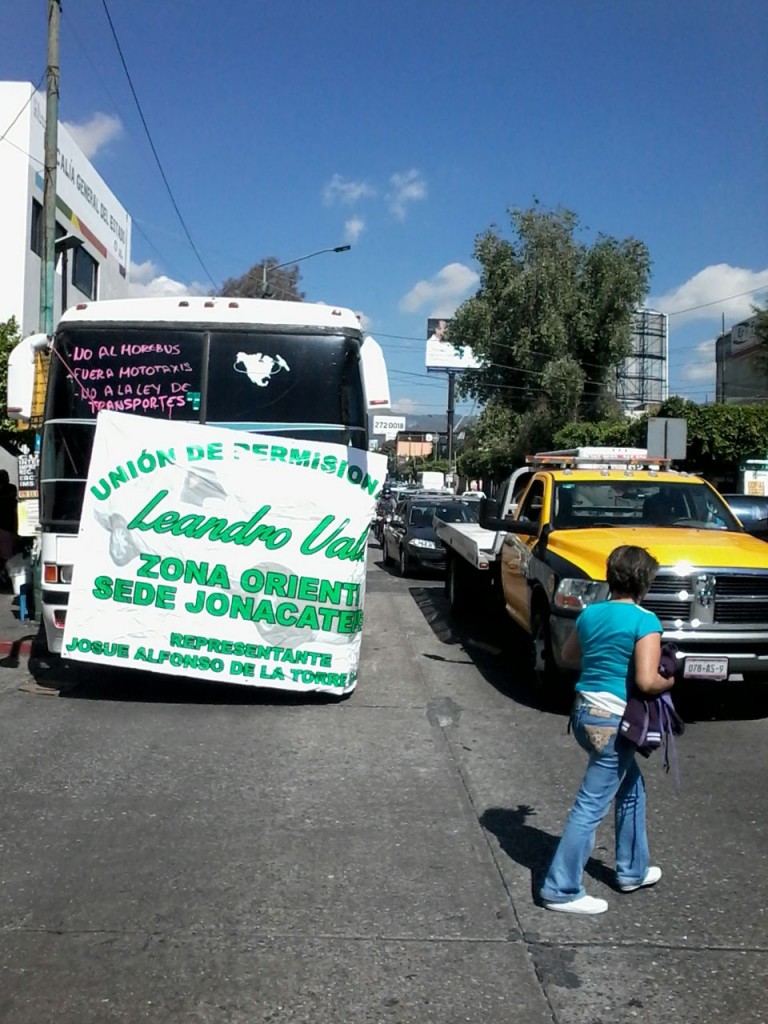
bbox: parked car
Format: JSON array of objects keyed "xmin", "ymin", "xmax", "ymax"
[
  {"xmin": 722, "ymin": 494, "xmax": 768, "ymax": 540},
  {"xmin": 382, "ymin": 498, "xmax": 479, "ymax": 576}
]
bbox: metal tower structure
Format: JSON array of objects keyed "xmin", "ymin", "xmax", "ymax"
[{"xmin": 615, "ymin": 308, "xmax": 668, "ymax": 411}]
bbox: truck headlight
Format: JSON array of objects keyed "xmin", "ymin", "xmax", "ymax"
[
  {"xmin": 553, "ymin": 578, "xmax": 609, "ymax": 612},
  {"xmin": 409, "ymin": 538, "xmax": 438, "ymax": 549}
]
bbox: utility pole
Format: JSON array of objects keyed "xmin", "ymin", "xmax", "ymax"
[
  {"xmin": 446, "ymin": 370, "xmax": 456, "ymax": 482},
  {"xmin": 39, "ymin": 0, "xmax": 62, "ymax": 335}
]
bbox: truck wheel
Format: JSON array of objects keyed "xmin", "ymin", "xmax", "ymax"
[
  {"xmin": 530, "ymin": 604, "xmax": 563, "ymax": 694},
  {"xmin": 445, "ymin": 554, "xmax": 467, "ymax": 618}
]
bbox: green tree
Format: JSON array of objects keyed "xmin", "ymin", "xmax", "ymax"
[
  {"xmin": 456, "ymin": 399, "xmax": 519, "ymax": 482},
  {"xmin": 754, "ymin": 302, "xmax": 768, "ymax": 347},
  {"xmin": 0, "ymin": 317, "xmax": 19, "ymax": 431},
  {"xmin": 220, "ymin": 259, "xmax": 305, "ymax": 301},
  {"xmin": 451, "ymin": 203, "xmax": 650, "ymax": 451},
  {"xmin": 0, "ymin": 317, "xmax": 35, "ymax": 448},
  {"xmin": 553, "ymin": 396, "xmax": 768, "ymax": 487}
]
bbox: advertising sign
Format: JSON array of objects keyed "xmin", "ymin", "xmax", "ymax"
[
  {"xmin": 372, "ymin": 415, "xmax": 406, "ymax": 440},
  {"xmin": 425, "ymin": 318, "xmax": 480, "ymax": 372},
  {"xmin": 62, "ymin": 412, "xmax": 387, "ymax": 695}
]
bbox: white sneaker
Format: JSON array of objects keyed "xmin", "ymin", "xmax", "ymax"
[
  {"xmin": 619, "ymin": 866, "xmax": 662, "ymax": 892},
  {"xmin": 542, "ymin": 894, "xmax": 608, "ymax": 915}
]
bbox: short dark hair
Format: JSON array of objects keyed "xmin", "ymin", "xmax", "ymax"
[{"xmin": 606, "ymin": 545, "xmax": 659, "ymax": 601}]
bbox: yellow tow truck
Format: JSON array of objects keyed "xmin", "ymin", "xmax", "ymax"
[{"xmin": 434, "ymin": 447, "xmax": 768, "ymax": 692}]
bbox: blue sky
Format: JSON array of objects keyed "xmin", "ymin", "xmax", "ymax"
[{"xmin": 3, "ymin": 0, "xmax": 767, "ymax": 419}]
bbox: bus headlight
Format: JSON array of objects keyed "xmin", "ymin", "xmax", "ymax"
[{"xmin": 553, "ymin": 579, "xmax": 609, "ymax": 612}]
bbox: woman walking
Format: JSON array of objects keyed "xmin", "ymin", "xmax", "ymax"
[{"xmin": 540, "ymin": 545, "xmax": 674, "ymax": 915}]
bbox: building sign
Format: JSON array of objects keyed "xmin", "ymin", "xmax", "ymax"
[
  {"xmin": 62, "ymin": 412, "xmax": 387, "ymax": 695},
  {"xmin": 30, "ymin": 91, "xmax": 130, "ymax": 268},
  {"xmin": 425, "ymin": 318, "xmax": 480, "ymax": 372},
  {"xmin": 372, "ymin": 415, "xmax": 406, "ymax": 440}
]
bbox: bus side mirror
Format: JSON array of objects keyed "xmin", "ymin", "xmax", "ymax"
[
  {"xmin": 479, "ymin": 497, "xmax": 538, "ymax": 536},
  {"xmin": 7, "ymin": 333, "xmax": 48, "ymax": 421}
]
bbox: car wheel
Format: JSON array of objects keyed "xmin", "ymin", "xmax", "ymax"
[{"xmin": 398, "ymin": 546, "xmax": 410, "ymax": 577}]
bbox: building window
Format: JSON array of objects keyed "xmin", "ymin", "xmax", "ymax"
[
  {"xmin": 72, "ymin": 246, "xmax": 98, "ymax": 300},
  {"xmin": 30, "ymin": 200, "xmax": 67, "ymax": 256},
  {"xmin": 30, "ymin": 199, "xmax": 42, "ymax": 255}
]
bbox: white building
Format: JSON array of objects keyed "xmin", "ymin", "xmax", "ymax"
[
  {"xmin": 716, "ymin": 315, "xmax": 766, "ymax": 404},
  {"xmin": 0, "ymin": 81, "xmax": 131, "ymax": 337}
]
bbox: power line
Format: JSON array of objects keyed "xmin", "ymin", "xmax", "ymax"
[
  {"xmin": 0, "ymin": 74, "xmax": 46, "ymax": 146},
  {"xmin": 99, "ymin": 0, "xmax": 218, "ymax": 291},
  {"xmin": 665, "ymin": 286, "xmax": 768, "ymax": 317}
]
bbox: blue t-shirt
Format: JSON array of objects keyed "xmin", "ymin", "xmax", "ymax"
[{"xmin": 575, "ymin": 601, "xmax": 663, "ymax": 702}]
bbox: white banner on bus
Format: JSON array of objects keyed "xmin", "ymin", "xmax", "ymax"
[{"xmin": 62, "ymin": 412, "xmax": 386, "ymax": 694}]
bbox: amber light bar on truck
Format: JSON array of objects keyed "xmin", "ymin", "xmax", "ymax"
[{"xmin": 527, "ymin": 447, "xmax": 671, "ymax": 472}]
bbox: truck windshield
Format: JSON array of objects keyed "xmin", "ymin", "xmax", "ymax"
[
  {"xmin": 552, "ymin": 480, "xmax": 741, "ymax": 532},
  {"xmin": 41, "ymin": 325, "xmax": 367, "ymax": 528}
]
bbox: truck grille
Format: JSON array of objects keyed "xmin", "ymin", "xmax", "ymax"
[{"xmin": 644, "ymin": 571, "xmax": 768, "ymax": 628}]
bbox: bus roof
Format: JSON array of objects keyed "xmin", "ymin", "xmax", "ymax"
[{"xmin": 58, "ymin": 296, "xmax": 363, "ymax": 332}]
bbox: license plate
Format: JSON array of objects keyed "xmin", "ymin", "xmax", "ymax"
[{"xmin": 683, "ymin": 656, "xmax": 729, "ymax": 681}]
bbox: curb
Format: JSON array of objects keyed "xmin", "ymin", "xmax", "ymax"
[{"xmin": 0, "ymin": 638, "xmax": 33, "ymax": 657}]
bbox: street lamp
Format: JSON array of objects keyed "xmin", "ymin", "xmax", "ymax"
[{"xmin": 261, "ymin": 245, "xmax": 351, "ymax": 298}]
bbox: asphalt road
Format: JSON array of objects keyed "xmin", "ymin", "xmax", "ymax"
[{"xmin": 0, "ymin": 544, "xmax": 766, "ymax": 1023}]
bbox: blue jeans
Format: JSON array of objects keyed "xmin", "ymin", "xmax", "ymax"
[{"xmin": 540, "ymin": 698, "xmax": 650, "ymax": 902}]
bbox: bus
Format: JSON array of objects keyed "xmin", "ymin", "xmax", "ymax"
[{"xmin": 8, "ymin": 296, "xmax": 390, "ymax": 654}]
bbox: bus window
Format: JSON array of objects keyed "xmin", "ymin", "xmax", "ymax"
[
  {"xmin": 205, "ymin": 332, "xmax": 367, "ymax": 447},
  {"xmin": 46, "ymin": 328, "xmax": 206, "ymax": 421}
]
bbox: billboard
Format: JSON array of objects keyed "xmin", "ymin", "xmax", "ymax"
[
  {"xmin": 62, "ymin": 412, "xmax": 387, "ymax": 695},
  {"xmin": 372, "ymin": 415, "xmax": 406, "ymax": 440},
  {"xmin": 425, "ymin": 318, "xmax": 480, "ymax": 372}
]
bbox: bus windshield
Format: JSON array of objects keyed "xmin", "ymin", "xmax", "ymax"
[{"xmin": 41, "ymin": 324, "xmax": 368, "ymax": 527}]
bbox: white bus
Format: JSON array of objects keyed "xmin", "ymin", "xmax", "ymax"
[{"xmin": 8, "ymin": 296, "xmax": 390, "ymax": 654}]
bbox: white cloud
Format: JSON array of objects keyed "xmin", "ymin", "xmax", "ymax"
[
  {"xmin": 128, "ymin": 260, "xmax": 206, "ymax": 298},
  {"xmin": 391, "ymin": 396, "xmax": 420, "ymax": 414},
  {"xmin": 388, "ymin": 169, "xmax": 426, "ymax": 220},
  {"xmin": 399, "ymin": 262, "xmax": 480, "ymax": 316},
  {"xmin": 62, "ymin": 112, "xmax": 123, "ymax": 159},
  {"xmin": 323, "ymin": 174, "xmax": 376, "ymax": 206},
  {"xmin": 652, "ymin": 264, "xmax": 768, "ymax": 326},
  {"xmin": 682, "ymin": 337, "xmax": 716, "ymax": 382},
  {"xmin": 344, "ymin": 216, "xmax": 365, "ymax": 244}
]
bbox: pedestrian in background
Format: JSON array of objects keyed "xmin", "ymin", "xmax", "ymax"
[
  {"xmin": 540, "ymin": 545, "xmax": 674, "ymax": 915},
  {"xmin": 0, "ymin": 469, "xmax": 18, "ymax": 564}
]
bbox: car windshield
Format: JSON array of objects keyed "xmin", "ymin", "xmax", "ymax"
[
  {"xmin": 552, "ymin": 480, "xmax": 741, "ymax": 531},
  {"xmin": 409, "ymin": 502, "xmax": 479, "ymax": 526}
]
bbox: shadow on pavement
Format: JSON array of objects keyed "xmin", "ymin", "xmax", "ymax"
[
  {"xmin": 672, "ymin": 679, "xmax": 768, "ymax": 722},
  {"xmin": 481, "ymin": 803, "xmax": 615, "ymax": 901},
  {"xmin": 24, "ymin": 624, "xmax": 351, "ymax": 707},
  {"xmin": 406, "ymin": 585, "xmax": 768, "ymax": 724},
  {"xmin": 408, "ymin": 584, "xmax": 572, "ymax": 716},
  {"xmin": 0, "ymin": 633, "xmax": 37, "ymax": 669},
  {"xmin": 28, "ymin": 663, "xmax": 353, "ymax": 706}
]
